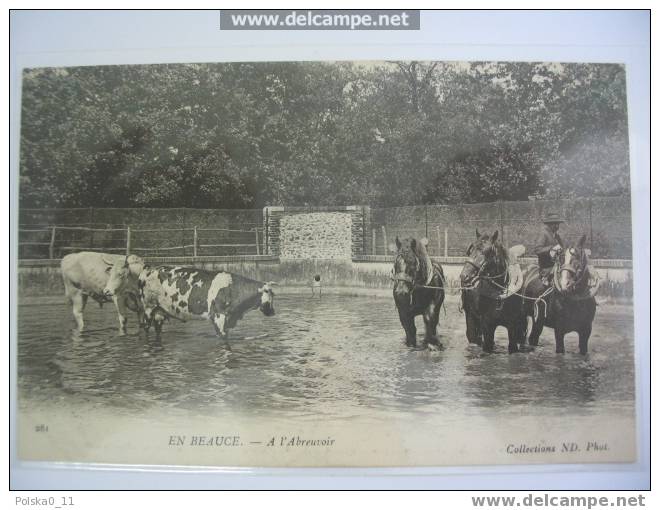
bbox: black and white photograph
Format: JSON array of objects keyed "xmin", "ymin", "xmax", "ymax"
[{"xmin": 15, "ymin": 57, "xmax": 636, "ymax": 468}]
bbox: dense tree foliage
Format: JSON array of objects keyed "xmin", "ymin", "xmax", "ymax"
[{"xmin": 19, "ymin": 61, "xmax": 630, "ymax": 209}]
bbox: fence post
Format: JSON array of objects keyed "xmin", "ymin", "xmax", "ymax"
[
  {"xmin": 588, "ymin": 198, "xmax": 593, "ymax": 249},
  {"xmin": 444, "ymin": 228, "xmax": 448, "ymax": 258},
  {"xmin": 361, "ymin": 206, "xmax": 366, "ymax": 255},
  {"xmin": 125, "ymin": 226, "xmax": 131, "ymax": 255},
  {"xmin": 382, "ymin": 226, "xmax": 388, "ymax": 256},
  {"xmin": 264, "ymin": 208, "xmax": 269, "ymax": 255},
  {"xmin": 49, "ymin": 226, "xmax": 56, "ymax": 259},
  {"xmin": 88, "ymin": 207, "xmax": 94, "ymax": 250},
  {"xmin": 425, "ymin": 206, "xmax": 428, "ymax": 238},
  {"xmin": 498, "ymin": 200, "xmax": 505, "ymax": 245},
  {"xmin": 254, "ymin": 227, "xmax": 260, "ymax": 255},
  {"xmin": 372, "ymin": 229, "xmax": 376, "ymax": 255},
  {"xmin": 193, "ymin": 226, "xmax": 198, "ymax": 258}
]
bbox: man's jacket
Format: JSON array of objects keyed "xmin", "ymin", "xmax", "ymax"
[{"xmin": 533, "ymin": 226, "xmax": 563, "ymax": 269}]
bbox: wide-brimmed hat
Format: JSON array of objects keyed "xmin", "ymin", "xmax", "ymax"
[{"xmin": 542, "ymin": 212, "xmax": 564, "ymax": 224}]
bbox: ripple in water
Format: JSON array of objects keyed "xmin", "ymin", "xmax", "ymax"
[{"xmin": 17, "ymin": 296, "xmax": 636, "ymax": 421}]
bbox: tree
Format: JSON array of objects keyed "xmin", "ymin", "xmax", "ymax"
[{"xmin": 19, "ymin": 61, "xmax": 630, "ymax": 209}]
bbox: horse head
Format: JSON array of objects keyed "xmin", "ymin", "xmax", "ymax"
[
  {"xmin": 461, "ymin": 229, "xmax": 508, "ymax": 287},
  {"xmin": 555, "ymin": 234, "xmax": 591, "ymax": 294},
  {"xmin": 391, "ymin": 236, "xmax": 429, "ymax": 296}
]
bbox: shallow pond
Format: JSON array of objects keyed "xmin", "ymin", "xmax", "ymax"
[{"xmin": 17, "ymin": 295, "xmax": 636, "ymax": 422}]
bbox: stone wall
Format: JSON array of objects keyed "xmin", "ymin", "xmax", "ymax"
[
  {"xmin": 279, "ymin": 212, "xmax": 352, "ymax": 260},
  {"xmin": 264, "ymin": 206, "xmax": 369, "ymax": 257}
]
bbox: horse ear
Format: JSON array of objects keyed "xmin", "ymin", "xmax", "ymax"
[
  {"xmin": 578, "ymin": 234, "xmax": 587, "ymax": 248},
  {"xmin": 420, "ymin": 237, "xmax": 429, "ymax": 247},
  {"xmin": 466, "ymin": 243, "xmax": 473, "ymax": 256},
  {"xmin": 491, "ymin": 230, "xmax": 499, "ymax": 243},
  {"xmin": 475, "ymin": 229, "xmax": 481, "ymax": 239},
  {"xmin": 395, "ymin": 236, "xmax": 401, "ymax": 249}
]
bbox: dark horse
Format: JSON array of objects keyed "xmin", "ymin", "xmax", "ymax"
[
  {"xmin": 460, "ymin": 230, "xmax": 526, "ymax": 354},
  {"xmin": 392, "ymin": 237, "xmax": 445, "ymax": 348},
  {"xmin": 522, "ymin": 234, "xmax": 597, "ymax": 354}
]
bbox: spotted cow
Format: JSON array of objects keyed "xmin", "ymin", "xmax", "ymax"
[{"xmin": 136, "ymin": 266, "xmax": 275, "ymax": 344}]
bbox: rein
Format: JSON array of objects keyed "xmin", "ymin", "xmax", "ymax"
[
  {"xmin": 463, "ymin": 247, "xmax": 509, "ymax": 292},
  {"xmin": 390, "ymin": 253, "xmax": 445, "ymax": 305}
]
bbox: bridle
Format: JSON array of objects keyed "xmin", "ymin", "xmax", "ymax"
[
  {"xmin": 390, "ymin": 253, "xmax": 421, "ymax": 287},
  {"xmin": 463, "ymin": 246, "xmax": 508, "ymax": 289},
  {"xmin": 554, "ymin": 248, "xmax": 589, "ymax": 294}
]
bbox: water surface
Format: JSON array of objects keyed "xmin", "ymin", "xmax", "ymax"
[{"xmin": 17, "ymin": 295, "xmax": 636, "ymax": 422}]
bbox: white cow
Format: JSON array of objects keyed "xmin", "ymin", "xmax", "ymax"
[{"xmin": 60, "ymin": 251, "xmax": 144, "ymax": 334}]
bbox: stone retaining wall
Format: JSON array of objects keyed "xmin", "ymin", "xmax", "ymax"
[
  {"xmin": 264, "ymin": 206, "xmax": 368, "ymax": 257},
  {"xmin": 279, "ymin": 212, "xmax": 352, "ymax": 260}
]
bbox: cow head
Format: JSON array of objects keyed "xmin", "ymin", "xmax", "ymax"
[
  {"xmin": 103, "ymin": 254, "xmax": 145, "ymax": 298},
  {"xmin": 257, "ymin": 282, "xmax": 276, "ymax": 316}
]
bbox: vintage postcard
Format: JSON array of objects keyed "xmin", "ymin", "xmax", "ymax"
[{"xmin": 15, "ymin": 59, "xmax": 636, "ymax": 468}]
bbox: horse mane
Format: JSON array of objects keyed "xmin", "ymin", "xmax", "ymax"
[
  {"xmin": 396, "ymin": 237, "xmax": 434, "ymax": 284},
  {"xmin": 476, "ymin": 233, "xmax": 509, "ymax": 266},
  {"xmin": 415, "ymin": 238, "xmax": 434, "ymax": 285},
  {"xmin": 493, "ymin": 240, "xmax": 509, "ymax": 268},
  {"xmin": 398, "ymin": 237, "xmax": 434, "ymax": 284}
]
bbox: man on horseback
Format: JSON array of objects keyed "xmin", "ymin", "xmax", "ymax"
[{"xmin": 533, "ymin": 212, "xmax": 564, "ymax": 286}]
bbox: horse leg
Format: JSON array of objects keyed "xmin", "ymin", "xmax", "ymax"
[
  {"xmin": 465, "ymin": 309, "xmax": 483, "ymax": 346},
  {"xmin": 528, "ymin": 315, "xmax": 544, "ymax": 347},
  {"xmin": 423, "ymin": 303, "xmax": 442, "ymax": 348},
  {"xmin": 397, "ymin": 309, "xmax": 417, "ymax": 347},
  {"xmin": 507, "ymin": 326, "xmax": 520, "ymax": 354},
  {"xmin": 482, "ymin": 323, "xmax": 495, "ymax": 353},
  {"xmin": 578, "ymin": 324, "xmax": 592, "ymax": 355},
  {"xmin": 405, "ymin": 317, "xmax": 418, "ymax": 347},
  {"xmin": 554, "ymin": 328, "xmax": 566, "ymax": 354},
  {"xmin": 513, "ymin": 314, "xmax": 527, "ymax": 348}
]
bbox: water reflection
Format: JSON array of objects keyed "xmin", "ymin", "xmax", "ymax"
[{"xmin": 17, "ymin": 297, "xmax": 635, "ymax": 419}]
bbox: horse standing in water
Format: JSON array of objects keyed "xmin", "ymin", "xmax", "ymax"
[
  {"xmin": 522, "ymin": 234, "xmax": 597, "ymax": 354},
  {"xmin": 460, "ymin": 230, "xmax": 527, "ymax": 354},
  {"xmin": 391, "ymin": 237, "xmax": 445, "ymax": 349}
]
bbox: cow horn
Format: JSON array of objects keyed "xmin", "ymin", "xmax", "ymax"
[
  {"xmin": 266, "ymin": 281, "xmax": 278, "ymax": 286},
  {"xmin": 102, "ymin": 256, "xmax": 115, "ymax": 266}
]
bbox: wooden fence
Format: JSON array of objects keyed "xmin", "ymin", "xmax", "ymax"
[{"xmin": 18, "ymin": 225, "xmax": 262, "ymax": 259}]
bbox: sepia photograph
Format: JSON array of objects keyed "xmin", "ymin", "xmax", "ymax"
[{"xmin": 15, "ymin": 58, "xmax": 636, "ymax": 468}]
